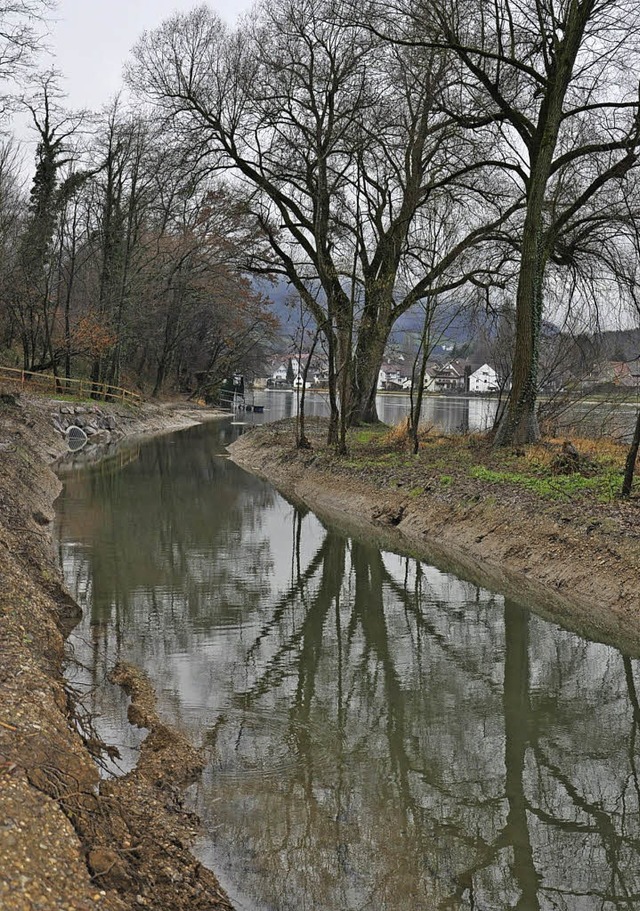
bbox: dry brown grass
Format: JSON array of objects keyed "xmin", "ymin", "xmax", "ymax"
[
  {"xmin": 526, "ymin": 436, "xmax": 627, "ymax": 470},
  {"xmin": 379, "ymin": 417, "xmax": 411, "ymax": 448}
]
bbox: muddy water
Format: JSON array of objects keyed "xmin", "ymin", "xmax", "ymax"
[{"xmin": 56, "ymin": 421, "xmax": 640, "ymax": 911}]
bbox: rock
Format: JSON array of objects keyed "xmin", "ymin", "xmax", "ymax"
[
  {"xmin": 90, "ymin": 430, "xmax": 111, "ymax": 445},
  {"xmin": 87, "ymin": 847, "xmax": 129, "ymax": 889},
  {"xmin": 372, "ymin": 504, "xmax": 406, "ymax": 527},
  {"xmin": 32, "ymin": 510, "xmax": 50, "ymax": 526}
]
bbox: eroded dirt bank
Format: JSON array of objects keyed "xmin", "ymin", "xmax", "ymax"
[
  {"xmin": 0, "ymin": 394, "xmax": 233, "ymax": 911},
  {"xmin": 229, "ymin": 421, "xmax": 640, "ymax": 656}
]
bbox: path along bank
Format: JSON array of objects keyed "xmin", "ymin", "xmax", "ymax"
[
  {"xmin": 0, "ymin": 393, "xmax": 234, "ymax": 911},
  {"xmin": 228, "ymin": 419, "xmax": 640, "ymax": 656}
]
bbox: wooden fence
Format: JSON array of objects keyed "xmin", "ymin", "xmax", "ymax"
[{"xmin": 0, "ymin": 366, "xmax": 142, "ymax": 405}]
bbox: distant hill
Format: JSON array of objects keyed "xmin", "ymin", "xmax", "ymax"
[
  {"xmin": 255, "ymin": 278, "xmax": 301, "ymax": 331},
  {"xmin": 258, "ymin": 278, "xmax": 479, "ymax": 344},
  {"xmin": 258, "ymin": 277, "xmax": 563, "ymax": 356}
]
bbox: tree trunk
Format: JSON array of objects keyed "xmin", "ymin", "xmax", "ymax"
[
  {"xmin": 349, "ymin": 294, "xmax": 393, "ymax": 425},
  {"xmin": 409, "ymin": 304, "xmax": 433, "ymax": 454},
  {"xmin": 325, "ymin": 324, "xmax": 339, "ymax": 446},
  {"xmin": 621, "ymin": 408, "xmax": 640, "ymax": 498},
  {"xmin": 153, "ymin": 358, "xmax": 168, "ymax": 397},
  {"xmin": 494, "ymin": 216, "xmax": 545, "ymax": 446},
  {"xmin": 297, "ymin": 330, "xmax": 319, "ymax": 449},
  {"xmin": 350, "ymin": 334, "xmax": 385, "ymax": 425}
]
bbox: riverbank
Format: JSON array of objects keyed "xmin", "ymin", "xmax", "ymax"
[
  {"xmin": 0, "ymin": 393, "xmax": 234, "ymax": 911},
  {"xmin": 229, "ymin": 419, "xmax": 640, "ymax": 655}
]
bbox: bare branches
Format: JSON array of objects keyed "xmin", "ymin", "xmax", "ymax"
[{"xmin": 0, "ymin": 0, "xmax": 53, "ymax": 116}]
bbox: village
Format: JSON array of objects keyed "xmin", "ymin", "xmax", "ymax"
[{"xmin": 261, "ymin": 350, "xmax": 640, "ymax": 397}]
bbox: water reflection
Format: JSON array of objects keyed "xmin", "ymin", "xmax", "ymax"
[
  {"xmin": 57, "ymin": 421, "xmax": 640, "ymax": 910},
  {"xmin": 246, "ymin": 390, "xmax": 497, "ymax": 434},
  {"xmin": 248, "ymin": 390, "xmax": 639, "ymax": 440}
]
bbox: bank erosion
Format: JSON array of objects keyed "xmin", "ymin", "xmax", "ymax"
[
  {"xmin": 229, "ymin": 418, "xmax": 640, "ymax": 655},
  {"xmin": 0, "ymin": 392, "xmax": 233, "ymax": 911}
]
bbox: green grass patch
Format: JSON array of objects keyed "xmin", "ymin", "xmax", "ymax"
[
  {"xmin": 44, "ymin": 392, "xmax": 96, "ymax": 405},
  {"xmin": 469, "ymin": 464, "xmax": 623, "ymax": 502},
  {"xmin": 351, "ymin": 425, "xmax": 390, "ymax": 445}
]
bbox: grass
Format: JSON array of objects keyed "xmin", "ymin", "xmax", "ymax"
[
  {"xmin": 339, "ymin": 420, "xmax": 635, "ymax": 504},
  {"xmin": 469, "ymin": 464, "xmax": 622, "ymax": 502},
  {"xmin": 352, "ymin": 426, "xmax": 390, "ymax": 445},
  {"xmin": 43, "ymin": 392, "xmax": 96, "ymax": 405}
]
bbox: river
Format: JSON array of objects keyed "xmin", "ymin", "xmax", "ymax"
[
  {"xmin": 56, "ymin": 419, "xmax": 640, "ymax": 910},
  {"xmin": 240, "ymin": 389, "xmax": 639, "ymax": 441}
]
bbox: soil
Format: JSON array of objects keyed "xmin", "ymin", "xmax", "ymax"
[
  {"xmin": 229, "ymin": 418, "xmax": 640, "ymax": 657},
  {"xmin": 0, "ymin": 393, "xmax": 234, "ymax": 911}
]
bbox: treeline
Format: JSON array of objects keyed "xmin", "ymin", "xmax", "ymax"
[
  {"xmin": 2, "ymin": 0, "xmax": 640, "ymax": 441},
  {"xmin": 127, "ymin": 0, "xmax": 640, "ymax": 446},
  {"xmin": 0, "ymin": 9, "xmax": 276, "ymax": 400}
]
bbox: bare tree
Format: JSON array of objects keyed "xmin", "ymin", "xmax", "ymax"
[
  {"xmin": 393, "ymin": 0, "xmax": 640, "ymax": 444},
  {"xmin": 0, "ymin": 139, "xmax": 24, "ymax": 348},
  {"xmin": 127, "ymin": 0, "xmax": 516, "ymax": 442},
  {"xmin": 9, "ymin": 73, "xmax": 86, "ymax": 372},
  {"xmin": 0, "ymin": 0, "xmax": 53, "ymax": 117}
]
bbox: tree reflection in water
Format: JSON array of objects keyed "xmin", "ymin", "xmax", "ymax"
[{"xmin": 57, "ymin": 423, "xmax": 640, "ymax": 911}]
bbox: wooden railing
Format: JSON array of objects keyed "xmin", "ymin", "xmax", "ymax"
[{"xmin": 0, "ymin": 366, "xmax": 142, "ymax": 405}]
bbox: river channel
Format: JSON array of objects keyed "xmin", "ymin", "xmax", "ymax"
[
  {"xmin": 241, "ymin": 389, "xmax": 639, "ymax": 442},
  {"xmin": 56, "ymin": 420, "xmax": 640, "ymax": 911}
]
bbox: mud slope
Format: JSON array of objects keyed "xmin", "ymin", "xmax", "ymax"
[{"xmin": 0, "ymin": 394, "xmax": 233, "ymax": 911}]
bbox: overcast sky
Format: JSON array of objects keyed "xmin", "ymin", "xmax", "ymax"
[{"xmin": 49, "ymin": 0, "xmax": 252, "ymax": 111}]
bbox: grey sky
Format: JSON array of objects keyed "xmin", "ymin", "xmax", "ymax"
[{"xmin": 49, "ymin": 0, "xmax": 252, "ymax": 111}]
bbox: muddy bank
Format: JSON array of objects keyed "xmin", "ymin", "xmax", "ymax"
[
  {"xmin": 0, "ymin": 393, "xmax": 233, "ymax": 911},
  {"xmin": 229, "ymin": 422, "xmax": 640, "ymax": 656}
]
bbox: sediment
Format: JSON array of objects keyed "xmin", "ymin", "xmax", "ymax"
[{"xmin": 0, "ymin": 393, "xmax": 233, "ymax": 911}]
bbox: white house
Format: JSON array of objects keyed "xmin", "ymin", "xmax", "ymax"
[
  {"xmin": 270, "ymin": 357, "xmax": 300, "ymax": 383},
  {"xmin": 468, "ymin": 364, "xmax": 500, "ymax": 393},
  {"xmin": 268, "ymin": 353, "xmax": 330, "ymax": 388},
  {"xmin": 431, "ymin": 361, "xmax": 467, "ymax": 392},
  {"xmin": 378, "ymin": 363, "xmax": 407, "ymax": 389},
  {"xmin": 422, "ymin": 365, "xmax": 439, "ymax": 391}
]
